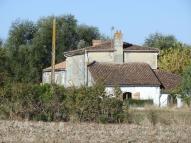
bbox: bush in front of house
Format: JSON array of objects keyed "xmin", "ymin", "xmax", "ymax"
[
  {"xmin": 0, "ymin": 83, "xmax": 69, "ymax": 121},
  {"xmin": 125, "ymin": 99, "xmax": 153, "ymax": 107},
  {"xmin": 99, "ymin": 97, "xmax": 124, "ymax": 123},
  {"xmin": 0, "ymin": 82, "xmax": 125, "ymax": 123}
]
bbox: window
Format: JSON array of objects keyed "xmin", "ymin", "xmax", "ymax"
[
  {"xmin": 123, "ymin": 92, "xmax": 132, "ymax": 100},
  {"xmin": 132, "ymin": 92, "xmax": 140, "ymax": 99}
]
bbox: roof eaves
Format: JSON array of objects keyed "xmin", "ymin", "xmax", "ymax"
[
  {"xmin": 64, "ymin": 49, "xmax": 85, "ymax": 57},
  {"xmin": 43, "ymin": 68, "xmax": 66, "ymax": 72},
  {"xmin": 123, "ymin": 49, "xmax": 159, "ymax": 53},
  {"xmin": 86, "ymin": 49, "xmax": 115, "ymax": 52},
  {"xmin": 105, "ymin": 84, "xmax": 161, "ymax": 87}
]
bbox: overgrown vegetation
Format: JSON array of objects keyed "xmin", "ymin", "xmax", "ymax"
[
  {"xmin": 1, "ymin": 83, "xmax": 191, "ymax": 125},
  {"xmin": 0, "ymin": 83, "xmax": 125, "ymax": 123},
  {"xmin": 0, "ymin": 15, "xmax": 104, "ymax": 83}
]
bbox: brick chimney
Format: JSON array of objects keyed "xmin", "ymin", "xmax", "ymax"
[{"xmin": 114, "ymin": 31, "xmax": 123, "ymax": 63}]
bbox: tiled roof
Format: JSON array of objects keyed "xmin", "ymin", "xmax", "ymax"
[
  {"xmin": 88, "ymin": 61, "xmax": 161, "ymax": 86},
  {"xmin": 123, "ymin": 42, "xmax": 159, "ymax": 52},
  {"xmin": 64, "ymin": 41, "xmax": 159, "ymax": 56},
  {"xmin": 43, "ymin": 61, "xmax": 66, "ymax": 72},
  {"xmin": 154, "ymin": 69, "xmax": 181, "ymax": 92}
]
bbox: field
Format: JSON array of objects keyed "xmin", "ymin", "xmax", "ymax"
[{"xmin": 1, "ymin": 108, "xmax": 191, "ymax": 143}]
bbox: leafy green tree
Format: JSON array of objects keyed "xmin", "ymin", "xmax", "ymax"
[
  {"xmin": 31, "ymin": 15, "xmax": 102, "ymax": 82},
  {"xmin": 159, "ymin": 45, "xmax": 191, "ymax": 75},
  {"xmin": 77, "ymin": 24, "xmax": 101, "ymax": 47},
  {"xmin": 5, "ymin": 20, "xmax": 37, "ymax": 82},
  {"xmin": 0, "ymin": 39, "xmax": 3, "ymax": 48},
  {"xmin": 4, "ymin": 15, "xmax": 103, "ymax": 83},
  {"xmin": 144, "ymin": 33, "xmax": 191, "ymax": 75},
  {"xmin": 181, "ymin": 65, "xmax": 191, "ymax": 106},
  {"xmin": 114, "ymin": 86, "xmax": 122, "ymax": 100},
  {"xmin": 6, "ymin": 19, "xmax": 37, "ymax": 54},
  {"xmin": 144, "ymin": 33, "xmax": 177, "ymax": 50},
  {"xmin": 0, "ymin": 47, "xmax": 10, "ymax": 85},
  {"xmin": 31, "ymin": 15, "xmax": 79, "ymax": 81}
]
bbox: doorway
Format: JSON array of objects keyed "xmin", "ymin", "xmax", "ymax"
[{"xmin": 123, "ymin": 92, "xmax": 132, "ymax": 100}]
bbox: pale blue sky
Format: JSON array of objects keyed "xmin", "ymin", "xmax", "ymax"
[{"xmin": 0, "ymin": 0, "xmax": 190, "ymax": 45}]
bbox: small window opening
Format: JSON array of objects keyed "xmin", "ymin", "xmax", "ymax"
[{"xmin": 123, "ymin": 92, "xmax": 132, "ymax": 100}]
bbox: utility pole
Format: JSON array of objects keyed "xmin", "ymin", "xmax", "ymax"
[{"xmin": 51, "ymin": 18, "xmax": 56, "ymax": 84}]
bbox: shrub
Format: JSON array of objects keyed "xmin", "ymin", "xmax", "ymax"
[
  {"xmin": 100, "ymin": 98, "xmax": 124, "ymax": 123},
  {"xmin": 0, "ymin": 82, "xmax": 125, "ymax": 123},
  {"xmin": 0, "ymin": 83, "xmax": 69, "ymax": 121},
  {"xmin": 126, "ymin": 99, "xmax": 153, "ymax": 107}
]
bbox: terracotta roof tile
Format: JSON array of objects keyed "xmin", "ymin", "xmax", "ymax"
[
  {"xmin": 88, "ymin": 61, "xmax": 161, "ymax": 86},
  {"xmin": 43, "ymin": 61, "xmax": 66, "ymax": 72},
  {"xmin": 154, "ymin": 69, "xmax": 181, "ymax": 92},
  {"xmin": 64, "ymin": 41, "xmax": 159, "ymax": 56}
]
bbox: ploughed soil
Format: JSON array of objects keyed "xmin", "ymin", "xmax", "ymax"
[{"xmin": 0, "ymin": 120, "xmax": 191, "ymax": 143}]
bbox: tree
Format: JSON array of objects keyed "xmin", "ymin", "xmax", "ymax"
[
  {"xmin": 144, "ymin": 33, "xmax": 177, "ymax": 50},
  {"xmin": 0, "ymin": 39, "xmax": 3, "ymax": 48},
  {"xmin": 4, "ymin": 15, "xmax": 103, "ymax": 83},
  {"xmin": 144, "ymin": 33, "xmax": 191, "ymax": 75},
  {"xmin": 31, "ymin": 15, "xmax": 79, "ymax": 81},
  {"xmin": 181, "ymin": 65, "xmax": 191, "ymax": 107},
  {"xmin": 77, "ymin": 24, "xmax": 101, "ymax": 47},
  {"xmin": 5, "ymin": 20, "xmax": 37, "ymax": 82},
  {"xmin": 6, "ymin": 19, "xmax": 37, "ymax": 54},
  {"xmin": 159, "ymin": 44, "xmax": 191, "ymax": 75},
  {"xmin": 0, "ymin": 47, "xmax": 9, "ymax": 85},
  {"xmin": 31, "ymin": 15, "xmax": 102, "ymax": 82}
]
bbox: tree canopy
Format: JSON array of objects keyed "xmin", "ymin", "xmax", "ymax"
[
  {"xmin": 3, "ymin": 15, "xmax": 103, "ymax": 83},
  {"xmin": 144, "ymin": 33, "xmax": 178, "ymax": 50},
  {"xmin": 159, "ymin": 44, "xmax": 191, "ymax": 75},
  {"xmin": 180, "ymin": 65, "xmax": 191, "ymax": 106},
  {"xmin": 144, "ymin": 32, "xmax": 191, "ymax": 75}
]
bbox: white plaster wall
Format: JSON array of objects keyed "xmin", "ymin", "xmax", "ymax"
[
  {"xmin": 160, "ymin": 94, "xmax": 168, "ymax": 107},
  {"xmin": 42, "ymin": 71, "xmax": 66, "ymax": 86},
  {"xmin": 177, "ymin": 97, "xmax": 184, "ymax": 108},
  {"xmin": 105, "ymin": 86, "xmax": 161, "ymax": 106},
  {"xmin": 42, "ymin": 72, "xmax": 51, "ymax": 84},
  {"xmin": 124, "ymin": 52, "xmax": 158, "ymax": 69},
  {"xmin": 87, "ymin": 52, "xmax": 114, "ymax": 63},
  {"xmin": 66, "ymin": 55, "xmax": 85, "ymax": 87}
]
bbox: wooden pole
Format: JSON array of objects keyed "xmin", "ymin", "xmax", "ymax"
[{"xmin": 51, "ymin": 18, "xmax": 56, "ymax": 84}]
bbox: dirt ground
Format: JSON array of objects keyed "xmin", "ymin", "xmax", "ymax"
[{"xmin": 0, "ymin": 120, "xmax": 191, "ymax": 143}]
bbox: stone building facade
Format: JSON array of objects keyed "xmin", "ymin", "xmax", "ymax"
[{"xmin": 43, "ymin": 31, "xmax": 181, "ymax": 107}]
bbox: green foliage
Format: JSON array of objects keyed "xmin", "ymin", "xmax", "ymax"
[
  {"xmin": 125, "ymin": 99, "xmax": 153, "ymax": 107},
  {"xmin": 100, "ymin": 98, "xmax": 124, "ymax": 123},
  {"xmin": 180, "ymin": 65, "xmax": 191, "ymax": 106},
  {"xmin": 159, "ymin": 46, "xmax": 191, "ymax": 75},
  {"xmin": 0, "ymin": 39, "xmax": 3, "ymax": 48},
  {"xmin": 144, "ymin": 33, "xmax": 177, "ymax": 50},
  {"xmin": 4, "ymin": 20, "xmax": 37, "ymax": 83},
  {"xmin": 114, "ymin": 86, "xmax": 122, "ymax": 100},
  {"xmin": 0, "ymin": 47, "xmax": 10, "ymax": 85},
  {"xmin": 77, "ymin": 24, "xmax": 101, "ymax": 47},
  {"xmin": 0, "ymin": 83, "xmax": 124, "ymax": 123},
  {"xmin": 3, "ymin": 15, "xmax": 102, "ymax": 83},
  {"xmin": 144, "ymin": 32, "xmax": 191, "ymax": 75}
]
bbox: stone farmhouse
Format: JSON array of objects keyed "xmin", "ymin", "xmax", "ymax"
[{"xmin": 43, "ymin": 31, "xmax": 181, "ymax": 107}]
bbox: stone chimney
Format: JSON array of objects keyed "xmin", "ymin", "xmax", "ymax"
[
  {"xmin": 114, "ymin": 31, "xmax": 123, "ymax": 63},
  {"xmin": 92, "ymin": 40, "xmax": 102, "ymax": 46}
]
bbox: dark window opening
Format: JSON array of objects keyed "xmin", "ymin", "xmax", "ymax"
[{"xmin": 123, "ymin": 92, "xmax": 132, "ymax": 100}]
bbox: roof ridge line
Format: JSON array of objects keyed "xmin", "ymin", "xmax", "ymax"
[{"xmin": 149, "ymin": 66, "xmax": 164, "ymax": 88}]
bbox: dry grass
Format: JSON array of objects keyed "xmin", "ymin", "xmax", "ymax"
[{"xmin": 1, "ymin": 108, "xmax": 191, "ymax": 143}]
